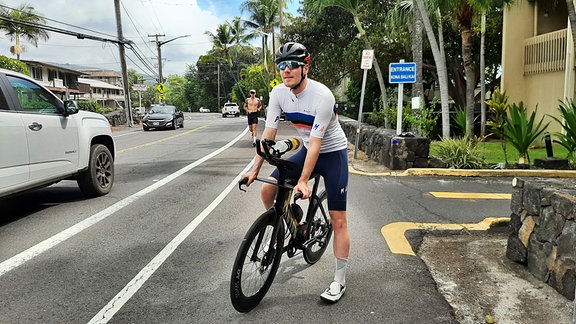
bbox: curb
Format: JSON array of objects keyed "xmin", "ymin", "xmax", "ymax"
[{"xmin": 349, "ymin": 165, "xmax": 576, "ymax": 178}]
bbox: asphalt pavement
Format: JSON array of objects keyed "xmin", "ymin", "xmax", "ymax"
[
  {"xmin": 112, "ymin": 121, "xmax": 574, "ymax": 322},
  {"xmin": 348, "ymin": 150, "xmax": 574, "ymax": 324}
]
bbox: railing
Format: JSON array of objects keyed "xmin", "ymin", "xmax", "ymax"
[{"xmin": 524, "ymin": 28, "xmax": 567, "ymax": 75}]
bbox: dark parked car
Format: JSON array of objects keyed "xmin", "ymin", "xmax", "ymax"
[{"xmin": 142, "ymin": 105, "xmax": 184, "ymax": 131}]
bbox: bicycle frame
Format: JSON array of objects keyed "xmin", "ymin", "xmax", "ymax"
[
  {"xmin": 239, "ymin": 139, "xmax": 328, "ymax": 256},
  {"xmin": 231, "ymin": 138, "xmax": 334, "ymax": 312}
]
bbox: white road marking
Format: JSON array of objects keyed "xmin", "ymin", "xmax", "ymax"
[
  {"xmin": 0, "ymin": 128, "xmax": 249, "ymax": 277},
  {"xmin": 88, "ymin": 159, "xmax": 255, "ymax": 323}
]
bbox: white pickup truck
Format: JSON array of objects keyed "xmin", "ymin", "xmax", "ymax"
[{"xmin": 0, "ymin": 68, "xmax": 115, "ymax": 199}]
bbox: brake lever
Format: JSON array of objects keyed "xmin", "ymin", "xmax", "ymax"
[{"xmin": 238, "ymin": 177, "xmax": 248, "ymax": 192}]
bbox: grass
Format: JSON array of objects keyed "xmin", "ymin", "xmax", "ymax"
[{"xmin": 430, "ymin": 139, "xmax": 571, "ymax": 166}]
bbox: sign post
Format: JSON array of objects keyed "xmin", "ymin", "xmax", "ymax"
[
  {"xmin": 354, "ymin": 49, "xmax": 374, "ymax": 159},
  {"xmin": 132, "ymin": 84, "xmax": 147, "ymax": 111},
  {"xmin": 389, "ymin": 60, "xmax": 417, "ymax": 135}
]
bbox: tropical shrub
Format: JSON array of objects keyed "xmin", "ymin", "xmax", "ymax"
[
  {"xmin": 77, "ymin": 100, "xmax": 111, "ymax": 114},
  {"xmin": 0, "ymin": 55, "xmax": 29, "ymax": 75},
  {"xmin": 485, "ymin": 87, "xmax": 510, "ymax": 163},
  {"xmin": 549, "ymin": 99, "xmax": 576, "ymax": 160},
  {"xmin": 502, "ymin": 102, "xmax": 549, "ymax": 164},
  {"xmin": 452, "ymin": 107, "xmax": 467, "ymax": 135},
  {"xmin": 431, "ymin": 137, "xmax": 485, "ymax": 169}
]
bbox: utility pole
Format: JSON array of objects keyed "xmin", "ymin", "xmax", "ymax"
[
  {"xmin": 114, "ymin": 0, "xmax": 133, "ymax": 127},
  {"xmin": 148, "ymin": 34, "xmax": 191, "ymax": 104}
]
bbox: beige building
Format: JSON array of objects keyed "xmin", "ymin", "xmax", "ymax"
[{"xmin": 502, "ymin": 0, "xmax": 573, "ymax": 133}]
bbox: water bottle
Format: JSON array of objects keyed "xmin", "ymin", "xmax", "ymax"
[{"xmin": 272, "ymin": 138, "xmax": 301, "ymax": 154}]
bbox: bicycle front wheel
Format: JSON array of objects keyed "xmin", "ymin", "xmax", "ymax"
[
  {"xmin": 303, "ymin": 190, "xmax": 333, "ymax": 265},
  {"xmin": 230, "ymin": 209, "xmax": 284, "ymax": 312}
]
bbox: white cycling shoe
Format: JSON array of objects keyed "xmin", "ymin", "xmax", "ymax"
[{"xmin": 320, "ymin": 281, "xmax": 346, "ymax": 303}]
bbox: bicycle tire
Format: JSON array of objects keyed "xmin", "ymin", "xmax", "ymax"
[
  {"xmin": 230, "ymin": 209, "xmax": 284, "ymax": 312},
  {"xmin": 303, "ymin": 190, "xmax": 333, "ymax": 265}
]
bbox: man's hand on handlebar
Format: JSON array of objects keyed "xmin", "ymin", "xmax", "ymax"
[
  {"xmin": 294, "ymin": 180, "xmax": 311, "ymax": 199},
  {"xmin": 241, "ymin": 169, "xmax": 258, "ymax": 187}
]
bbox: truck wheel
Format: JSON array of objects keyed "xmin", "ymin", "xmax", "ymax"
[{"xmin": 77, "ymin": 144, "xmax": 114, "ymax": 197}]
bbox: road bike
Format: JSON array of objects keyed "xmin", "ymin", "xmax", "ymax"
[{"xmin": 230, "ymin": 138, "xmax": 333, "ymax": 313}]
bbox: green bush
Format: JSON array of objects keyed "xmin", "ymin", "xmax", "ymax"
[
  {"xmin": 367, "ymin": 98, "xmax": 437, "ymax": 138},
  {"xmin": 77, "ymin": 101, "xmax": 111, "ymax": 114},
  {"xmin": 431, "ymin": 137, "xmax": 485, "ymax": 169},
  {"xmin": 549, "ymin": 99, "xmax": 576, "ymax": 160},
  {"xmin": 485, "ymin": 87, "xmax": 510, "ymax": 163},
  {"xmin": 502, "ymin": 102, "xmax": 549, "ymax": 164},
  {"xmin": 0, "ymin": 55, "xmax": 29, "ymax": 75}
]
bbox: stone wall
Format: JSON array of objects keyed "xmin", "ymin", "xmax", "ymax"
[
  {"xmin": 506, "ymin": 177, "xmax": 576, "ymax": 300},
  {"xmin": 339, "ymin": 116, "xmax": 433, "ymax": 170}
]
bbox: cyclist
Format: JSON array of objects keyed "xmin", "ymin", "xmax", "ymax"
[
  {"xmin": 244, "ymin": 89, "xmax": 262, "ymax": 146},
  {"xmin": 242, "ymin": 42, "xmax": 350, "ymax": 303}
]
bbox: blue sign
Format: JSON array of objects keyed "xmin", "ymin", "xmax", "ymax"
[{"xmin": 389, "ymin": 62, "xmax": 417, "ymax": 84}]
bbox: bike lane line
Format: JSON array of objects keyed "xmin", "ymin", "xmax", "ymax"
[
  {"xmin": 88, "ymin": 158, "xmax": 256, "ymax": 324},
  {"xmin": 0, "ymin": 127, "xmax": 248, "ymax": 278}
]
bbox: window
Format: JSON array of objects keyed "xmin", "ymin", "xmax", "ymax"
[
  {"xmin": 31, "ymin": 67, "xmax": 43, "ymax": 80},
  {"xmin": 7, "ymin": 75, "xmax": 63, "ymax": 114}
]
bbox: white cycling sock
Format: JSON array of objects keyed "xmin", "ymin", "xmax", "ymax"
[{"xmin": 334, "ymin": 257, "xmax": 348, "ymax": 286}]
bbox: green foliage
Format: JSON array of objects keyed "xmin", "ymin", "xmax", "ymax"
[
  {"xmin": 77, "ymin": 100, "xmax": 111, "ymax": 114},
  {"xmin": 502, "ymin": 102, "xmax": 549, "ymax": 164},
  {"xmin": 0, "ymin": 55, "xmax": 29, "ymax": 74},
  {"xmin": 431, "ymin": 137, "xmax": 485, "ymax": 169},
  {"xmin": 485, "ymin": 87, "xmax": 510, "ymax": 163},
  {"xmin": 366, "ymin": 95, "xmax": 438, "ymax": 138},
  {"xmin": 452, "ymin": 108, "xmax": 467, "ymax": 134},
  {"xmin": 404, "ymin": 98, "xmax": 438, "ymax": 138},
  {"xmin": 549, "ymin": 99, "xmax": 576, "ymax": 160},
  {"xmin": 431, "ymin": 140, "xmax": 572, "ymax": 166}
]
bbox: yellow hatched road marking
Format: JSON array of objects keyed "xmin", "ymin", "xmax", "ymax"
[
  {"xmin": 430, "ymin": 192, "xmax": 512, "ymax": 199},
  {"xmin": 381, "ymin": 217, "xmax": 510, "ymax": 256}
]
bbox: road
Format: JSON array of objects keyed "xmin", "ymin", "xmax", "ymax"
[{"xmin": 0, "ymin": 112, "xmax": 514, "ymax": 323}]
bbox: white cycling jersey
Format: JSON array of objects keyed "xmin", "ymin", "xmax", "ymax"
[{"xmin": 265, "ymin": 79, "xmax": 348, "ymax": 153}]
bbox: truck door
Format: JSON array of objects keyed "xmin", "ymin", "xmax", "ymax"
[
  {"xmin": 6, "ymin": 75, "xmax": 79, "ymax": 182},
  {"xmin": 0, "ymin": 111, "xmax": 30, "ymax": 192}
]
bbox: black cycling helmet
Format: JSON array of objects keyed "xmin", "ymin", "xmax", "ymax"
[{"xmin": 274, "ymin": 42, "xmax": 311, "ymax": 64}]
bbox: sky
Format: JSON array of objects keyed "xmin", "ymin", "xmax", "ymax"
[{"xmin": 0, "ymin": 0, "xmax": 300, "ymax": 81}]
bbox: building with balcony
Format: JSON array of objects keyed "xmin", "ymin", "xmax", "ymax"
[
  {"xmin": 22, "ymin": 60, "xmax": 91, "ymax": 99},
  {"xmin": 502, "ymin": 0, "xmax": 573, "ymax": 133},
  {"xmin": 22, "ymin": 61, "xmax": 125, "ymax": 109},
  {"xmin": 77, "ymin": 77, "xmax": 124, "ymax": 109}
]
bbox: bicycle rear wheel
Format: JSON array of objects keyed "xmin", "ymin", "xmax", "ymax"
[
  {"xmin": 303, "ymin": 190, "xmax": 333, "ymax": 265},
  {"xmin": 230, "ymin": 209, "xmax": 284, "ymax": 312}
]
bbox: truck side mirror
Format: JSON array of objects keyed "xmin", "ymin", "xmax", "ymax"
[{"xmin": 63, "ymin": 100, "xmax": 80, "ymax": 116}]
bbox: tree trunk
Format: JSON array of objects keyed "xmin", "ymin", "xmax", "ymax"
[
  {"xmin": 567, "ymin": 0, "xmax": 576, "ymax": 55},
  {"xmin": 462, "ymin": 23, "xmax": 475, "ymax": 138},
  {"xmin": 412, "ymin": 6, "xmax": 424, "ymax": 103},
  {"xmin": 414, "ymin": 0, "xmax": 451, "ymax": 138},
  {"xmin": 480, "ymin": 13, "xmax": 486, "ymax": 137}
]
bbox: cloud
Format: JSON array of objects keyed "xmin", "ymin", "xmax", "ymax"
[{"xmin": 0, "ymin": 0, "xmax": 231, "ymax": 77}]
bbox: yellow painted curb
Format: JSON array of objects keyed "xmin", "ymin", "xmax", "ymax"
[
  {"xmin": 381, "ymin": 217, "xmax": 510, "ymax": 256},
  {"xmin": 403, "ymin": 168, "xmax": 576, "ymax": 178}
]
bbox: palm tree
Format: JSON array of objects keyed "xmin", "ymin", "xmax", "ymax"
[
  {"xmin": 388, "ymin": 1, "xmax": 447, "ymax": 134},
  {"xmin": 204, "ymin": 24, "xmax": 235, "ymax": 67},
  {"xmin": 241, "ymin": 0, "xmax": 281, "ymax": 83},
  {"xmin": 441, "ymin": 0, "xmax": 515, "ymax": 138},
  {"xmin": 412, "ymin": 0, "xmax": 452, "ymax": 138},
  {"xmin": 305, "ymin": 0, "xmax": 389, "ymax": 114},
  {"xmin": 0, "ymin": 3, "xmax": 49, "ymax": 60}
]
